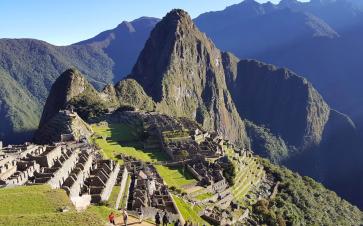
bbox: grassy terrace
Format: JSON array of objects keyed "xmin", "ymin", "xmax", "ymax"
[
  {"xmin": 0, "ymin": 185, "xmax": 108, "ymax": 226},
  {"xmin": 92, "ymin": 123, "xmax": 167, "ymax": 163},
  {"xmin": 155, "ymin": 165, "xmax": 196, "ymax": 190},
  {"xmin": 172, "ymin": 195, "xmax": 208, "ymax": 225},
  {"xmin": 108, "ymin": 185, "xmax": 121, "ymax": 209},
  {"xmin": 230, "ymin": 154, "xmax": 265, "ymax": 205},
  {"xmin": 119, "ymin": 175, "xmax": 131, "ymax": 209},
  {"xmin": 92, "ymin": 122, "xmax": 196, "ymax": 191},
  {"xmin": 194, "ymin": 192, "xmax": 214, "ymax": 201}
]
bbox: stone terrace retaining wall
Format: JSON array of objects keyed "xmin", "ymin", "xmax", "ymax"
[
  {"xmin": 48, "ymin": 149, "xmax": 80, "ymax": 189},
  {"xmin": 101, "ymin": 164, "xmax": 120, "ymax": 201}
]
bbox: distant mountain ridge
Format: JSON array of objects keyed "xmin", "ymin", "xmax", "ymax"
[{"xmin": 75, "ymin": 17, "xmax": 160, "ymax": 82}]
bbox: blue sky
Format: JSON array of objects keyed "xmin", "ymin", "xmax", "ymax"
[{"xmin": 0, "ymin": 0, "xmax": 307, "ymax": 46}]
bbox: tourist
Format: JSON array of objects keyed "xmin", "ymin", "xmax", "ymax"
[
  {"xmin": 155, "ymin": 212, "xmax": 161, "ymax": 226},
  {"xmin": 108, "ymin": 212, "xmax": 115, "ymax": 225},
  {"xmin": 162, "ymin": 211, "xmax": 169, "ymax": 226},
  {"xmin": 122, "ymin": 209, "xmax": 128, "ymax": 226},
  {"xmin": 174, "ymin": 219, "xmax": 181, "ymax": 226},
  {"xmin": 138, "ymin": 207, "xmax": 144, "ymax": 223},
  {"xmin": 184, "ymin": 220, "xmax": 189, "ymax": 226}
]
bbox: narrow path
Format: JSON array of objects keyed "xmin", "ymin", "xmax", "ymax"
[{"xmin": 112, "ymin": 215, "xmax": 155, "ymax": 226}]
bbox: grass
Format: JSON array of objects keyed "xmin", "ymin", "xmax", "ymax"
[
  {"xmin": 155, "ymin": 165, "xmax": 196, "ymax": 190},
  {"xmin": 92, "ymin": 122, "xmax": 196, "ymax": 190},
  {"xmin": 108, "ymin": 185, "xmax": 121, "ymax": 209},
  {"xmin": 194, "ymin": 192, "xmax": 214, "ymax": 201},
  {"xmin": 119, "ymin": 175, "xmax": 131, "ymax": 209},
  {"xmin": 172, "ymin": 195, "xmax": 208, "ymax": 225},
  {"xmin": 0, "ymin": 185, "xmax": 106, "ymax": 226},
  {"xmin": 92, "ymin": 122, "xmax": 167, "ymax": 163}
]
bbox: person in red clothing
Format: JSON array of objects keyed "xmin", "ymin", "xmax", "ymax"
[{"xmin": 108, "ymin": 212, "xmax": 115, "ymax": 225}]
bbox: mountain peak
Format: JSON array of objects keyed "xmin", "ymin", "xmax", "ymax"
[
  {"xmin": 129, "ymin": 9, "xmax": 250, "ymax": 147},
  {"xmin": 38, "ymin": 68, "xmax": 90, "ymax": 127},
  {"xmin": 159, "ymin": 9, "xmax": 194, "ymax": 32}
]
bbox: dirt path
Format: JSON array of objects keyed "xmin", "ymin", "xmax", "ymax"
[{"xmin": 113, "ymin": 215, "xmax": 155, "ymax": 226}]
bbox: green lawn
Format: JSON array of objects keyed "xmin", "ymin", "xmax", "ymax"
[
  {"xmin": 108, "ymin": 185, "xmax": 121, "ymax": 209},
  {"xmin": 194, "ymin": 192, "xmax": 214, "ymax": 201},
  {"xmin": 92, "ymin": 122, "xmax": 167, "ymax": 163},
  {"xmin": 119, "ymin": 175, "xmax": 131, "ymax": 209},
  {"xmin": 0, "ymin": 185, "xmax": 106, "ymax": 226},
  {"xmin": 155, "ymin": 165, "xmax": 196, "ymax": 190},
  {"xmin": 172, "ymin": 195, "xmax": 208, "ymax": 225}
]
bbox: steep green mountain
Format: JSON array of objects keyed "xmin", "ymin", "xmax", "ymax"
[
  {"xmin": 0, "ymin": 67, "xmax": 41, "ymax": 143},
  {"xmin": 223, "ymin": 57, "xmax": 330, "ymax": 149},
  {"xmin": 222, "ymin": 53, "xmax": 363, "ymax": 208},
  {"xmin": 194, "ymin": 0, "xmax": 363, "ymax": 137},
  {"xmin": 38, "ymin": 68, "xmax": 109, "ymax": 127},
  {"xmin": 129, "ymin": 9, "xmax": 249, "ymax": 147}
]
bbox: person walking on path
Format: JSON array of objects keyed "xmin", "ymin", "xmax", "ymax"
[
  {"xmin": 122, "ymin": 209, "xmax": 128, "ymax": 226},
  {"xmin": 108, "ymin": 212, "xmax": 115, "ymax": 225},
  {"xmin": 155, "ymin": 212, "xmax": 161, "ymax": 226},
  {"xmin": 138, "ymin": 207, "xmax": 144, "ymax": 223},
  {"xmin": 162, "ymin": 211, "xmax": 169, "ymax": 226},
  {"xmin": 174, "ymin": 219, "xmax": 181, "ymax": 226}
]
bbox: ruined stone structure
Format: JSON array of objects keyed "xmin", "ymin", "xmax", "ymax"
[
  {"xmin": 187, "ymin": 160, "xmax": 228, "ymax": 193},
  {"xmin": 0, "ymin": 141, "xmax": 122, "ymax": 210},
  {"xmin": 83, "ymin": 159, "xmax": 120, "ymax": 203},
  {"xmin": 122, "ymin": 157, "xmax": 180, "ymax": 221}
]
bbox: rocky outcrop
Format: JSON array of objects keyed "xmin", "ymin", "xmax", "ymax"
[
  {"xmin": 114, "ymin": 79, "xmax": 155, "ymax": 111},
  {"xmin": 34, "ymin": 110, "xmax": 93, "ymax": 144},
  {"xmin": 39, "ymin": 68, "xmax": 94, "ymax": 126},
  {"xmin": 129, "ymin": 9, "xmax": 249, "ymax": 147}
]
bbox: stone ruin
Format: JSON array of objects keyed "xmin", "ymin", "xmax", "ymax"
[
  {"xmin": 186, "ymin": 159, "xmax": 228, "ymax": 193},
  {"xmin": 0, "ymin": 141, "xmax": 123, "ymax": 210},
  {"xmin": 123, "ymin": 157, "xmax": 179, "ymax": 221},
  {"xmin": 82, "ymin": 159, "xmax": 120, "ymax": 203}
]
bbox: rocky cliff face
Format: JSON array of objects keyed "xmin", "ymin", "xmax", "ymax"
[
  {"xmin": 224, "ymin": 57, "xmax": 330, "ymax": 149},
  {"xmin": 129, "ymin": 9, "xmax": 249, "ymax": 147},
  {"xmin": 221, "ymin": 53, "xmax": 363, "ymax": 207}
]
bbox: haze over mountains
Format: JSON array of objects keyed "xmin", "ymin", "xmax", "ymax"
[{"xmin": 1, "ymin": 0, "xmax": 363, "ymax": 209}]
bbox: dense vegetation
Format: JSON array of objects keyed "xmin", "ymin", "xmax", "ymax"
[
  {"xmin": 250, "ymin": 158, "xmax": 363, "ymax": 226},
  {"xmin": 0, "ymin": 67, "xmax": 41, "ymax": 143},
  {"xmin": 245, "ymin": 121, "xmax": 290, "ymax": 164}
]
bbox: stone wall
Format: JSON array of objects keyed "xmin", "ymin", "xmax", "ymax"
[
  {"xmin": 47, "ymin": 149, "xmax": 80, "ymax": 189},
  {"xmin": 31, "ymin": 146, "xmax": 63, "ymax": 168},
  {"xmin": 101, "ymin": 164, "xmax": 120, "ymax": 201},
  {"xmin": 63, "ymin": 153, "xmax": 93, "ymax": 197},
  {"xmin": 115, "ymin": 167, "xmax": 129, "ymax": 209},
  {"xmin": 186, "ymin": 164, "xmax": 203, "ymax": 181}
]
